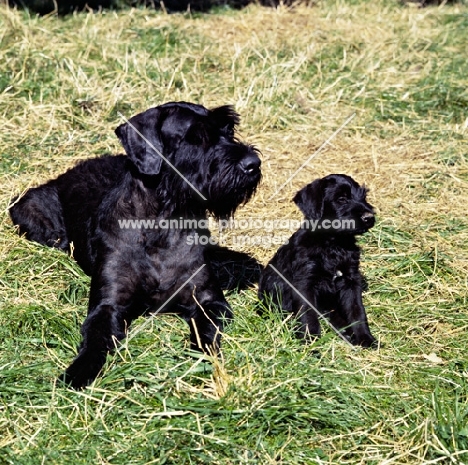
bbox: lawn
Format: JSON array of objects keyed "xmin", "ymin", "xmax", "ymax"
[{"xmin": 1, "ymin": 0, "xmax": 468, "ymax": 463}]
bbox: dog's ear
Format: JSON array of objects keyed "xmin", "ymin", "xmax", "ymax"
[
  {"xmin": 210, "ymin": 105, "xmax": 240, "ymax": 133},
  {"xmin": 293, "ymin": 179, "xmax": 324, "ymax": 220},
  {"xmin": 115, "ymin": 108, "xmax": 164, "ymax": 176}
]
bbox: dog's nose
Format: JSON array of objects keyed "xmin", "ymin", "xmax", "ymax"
[
  {"xmin": 240, "ymin": 154, "xmax": 261, "ymax": 174},
  {"xmin": 361, "ymin": 211, "xmax": 375, "ymax": 224}
]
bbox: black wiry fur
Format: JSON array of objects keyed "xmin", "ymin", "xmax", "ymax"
[
  {"xmin": 258, "ymin": 174, "xmax": 377, "ymax": 347},
  {"xmin": 10, "ymin": 101, "xmax": 261, "ymax": 389}
]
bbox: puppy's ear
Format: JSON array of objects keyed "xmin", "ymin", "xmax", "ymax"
[
  {"xmin": 115, "ymin": 107, "xmax": 164, "ymax": 176},
  {"xmin": 293, "ymin": 179, "xmax": 324, "ymax": 220}
]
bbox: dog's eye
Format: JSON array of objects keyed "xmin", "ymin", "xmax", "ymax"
[{"xmin": 336, "ymin": 196, "xmax": 348, "ymax": 204}]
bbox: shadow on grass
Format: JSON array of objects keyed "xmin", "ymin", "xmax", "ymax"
[{"xmin": 5, "ymin": 0, "xmax": 308, "ymax": 15}]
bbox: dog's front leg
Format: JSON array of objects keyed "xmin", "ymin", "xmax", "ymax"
[
  {"xmin": 295, "ymin": 295, "xmax": 321, "ymax": 341},
  {"xmin": 60, "ymin": 303, "xmax": 128, "ymax": 389},
  {"xmin": 336, "ymin": 285, "xmax": 376, "ymax": 348}
]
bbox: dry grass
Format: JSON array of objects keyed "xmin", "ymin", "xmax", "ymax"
[{"xmin": 1, "ymin": 1, "xmax": 468, "ymax": 463}]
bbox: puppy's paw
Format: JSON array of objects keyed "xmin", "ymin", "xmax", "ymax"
[{"xmin": 356, "ymin": 334, "xmax": 378, "ymax": 349}]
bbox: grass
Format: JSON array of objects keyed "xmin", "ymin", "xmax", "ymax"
[{"xmin": 1, "ymin": 0, "xmax": 468, "ymax": 463}]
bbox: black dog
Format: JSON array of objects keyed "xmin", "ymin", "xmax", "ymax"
[
  {"xmin": 258, "ymin": 174, "xmax": 376, "ymax": 348},
  {"xmin": 10, "ymin": 101, "xmax": 261, "ymax": 389}
]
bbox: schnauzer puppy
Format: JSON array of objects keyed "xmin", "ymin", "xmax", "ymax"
[
  {"xmin": 258, "ymin": 174, "xmax": 376, "ymax": 348},
  {"xmin": 10, "ymin": 101, "xmax": 261, "ymax": 389}
]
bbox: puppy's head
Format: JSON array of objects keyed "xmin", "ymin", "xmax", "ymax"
[
  {"xmin": 115, "ymin": 102, "xmax": 261, "ymax": 218},
  {"xmin": 293, "ymin": 174, "xmax": 375, "ymax": 234}
]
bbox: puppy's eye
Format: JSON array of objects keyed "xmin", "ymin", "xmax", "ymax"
[
  {"xmin": 221, "ymin": 124, "xmax": 235, "ymax": 139},
  {"xmin": 336, "ymin": 196, "xmax": 348, "ymax": 204}
]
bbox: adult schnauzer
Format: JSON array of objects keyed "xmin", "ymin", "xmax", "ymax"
[
  {"xmin": 258, "ymin": 174, "xmax": 377, "ymax": 348},
  {"xmin": 10, "ymin": 101, "xmax": 261, "ymax": 389}
]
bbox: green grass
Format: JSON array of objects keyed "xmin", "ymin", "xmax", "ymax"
[{"xmin": 1, "ymin": 1, "xmax": 468, "ymax": 463}]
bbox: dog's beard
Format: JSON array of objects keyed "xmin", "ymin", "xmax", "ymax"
[
  {"xmin": 153, "ymin": 168, "xmax": 260, "ymax": 221},
  {"xmin": 206, "ymin": 168, "xmax": 261, "ymax": 219},
  {"xmin": 208, "ymin": 190, "xmax": 257, "ymax": 219}
]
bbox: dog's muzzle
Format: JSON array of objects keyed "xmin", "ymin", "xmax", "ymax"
[
  {"xmin": 239, "ymin": 153, "xmax": 261, "ymax": 175},
  {"xmin": 361, "ymin": 211, "xmax": 375, "ymax": 228}
]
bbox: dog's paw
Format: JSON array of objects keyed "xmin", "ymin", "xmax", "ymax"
[
  {"xmin": 58, "ymin": 353, "xmax": 106, "ymax": 389},
  {"xmin": 356, "ymin": 334, "xmax": 378, "ymax": 349},
  {"xmin": 57, "ymin": 370, "xmax": 86, "ymax": 390}
]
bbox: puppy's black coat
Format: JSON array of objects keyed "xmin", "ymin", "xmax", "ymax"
[
  {"xmin": 258, "ymin": 174, "xmax": 376, "ymax": 347},
  {"xmin": 10, "ymin": 101, "xmax": 261, "ymax": 389}
]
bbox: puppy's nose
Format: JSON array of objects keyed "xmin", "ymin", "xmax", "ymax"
[
  {"xmin": 239, "ymin": 154, "xmax": 261, "ymax": 174},
  {"xmin": 361, "ymin": 211, "xmax": 375, "ymax": 224}
]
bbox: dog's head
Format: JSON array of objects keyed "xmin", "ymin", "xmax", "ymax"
[
  {"xmin": 115, "ymin": 102, "xmax": 261, "ymax": 218},
  {"xmin": 293, "ymin": 174, "xmax": 375, "ymax": 234}
]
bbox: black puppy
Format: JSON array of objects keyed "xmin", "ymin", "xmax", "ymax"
[
  {"xmin": 10, "ymin": 101, "xmax": 261, "ymax": 389},
  {"xmin": 258, "ymin": 174, "xmax": 376, "ymax": 347}
]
